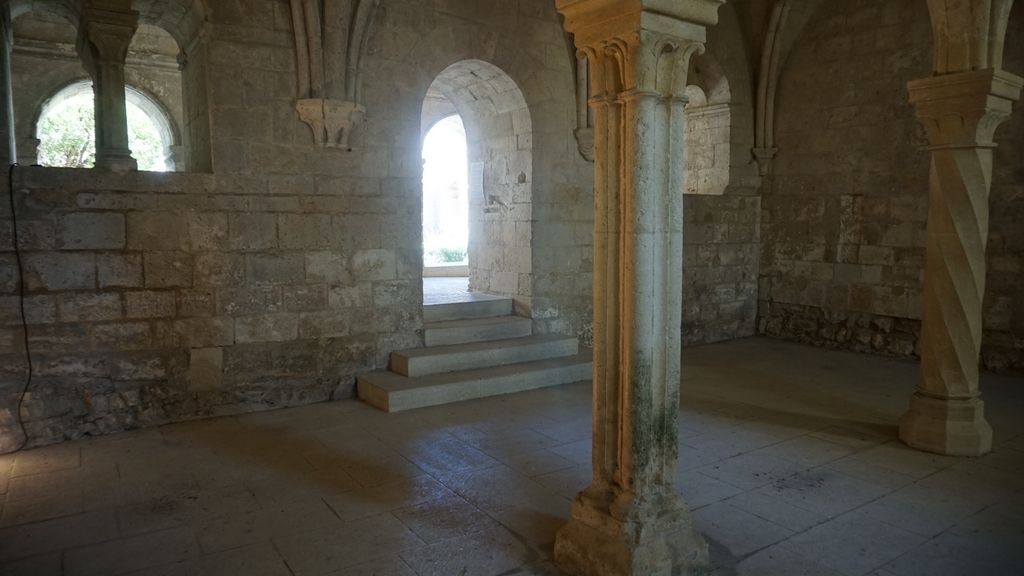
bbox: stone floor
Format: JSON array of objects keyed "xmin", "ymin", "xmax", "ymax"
[
  {"xmin": 422, "ymin": 276, "xmax": 493, "ymax": 305},
  {"xmin": 1, "ymin": 338, "xmax": 1022, "ymax": 576}
]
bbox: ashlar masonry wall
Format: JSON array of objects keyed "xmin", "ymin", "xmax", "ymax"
[{"xmin": 759, "ymin": 0, "xmax": 1024, "ymax": 372}]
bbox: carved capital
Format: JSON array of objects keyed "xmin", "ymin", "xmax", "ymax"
[
  {"xmin": 908, "ymin": 69, "xmax": 1023, "ymax": 148},
  {"xmin": 79, "ymin": 7, "xmax": 138, "ymax": 67},
  {"xmin": 558, "ymin": 0, "xmax": 724, "ymax": 47},
  {"xmin": 296, "ymin": 98, "xmax": 365, "ymax": 149}
]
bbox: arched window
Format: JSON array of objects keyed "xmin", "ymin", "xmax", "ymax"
[{"xmin": 35, "ymin": 81, "xmax": 177, "ymax": 171}]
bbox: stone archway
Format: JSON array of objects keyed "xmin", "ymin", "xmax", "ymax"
[{"xmin": 423, "ymin": 60, "xmax": 534, "ymax": 313}]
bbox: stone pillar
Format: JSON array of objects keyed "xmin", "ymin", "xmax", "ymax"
[
  {"xmin": 900, "ymin": 69, "xmax": 1022, "ymax": 456},
  {"xmin": 0, "ymin": 7, "xmax": 15, "ymax": 166},
  {"xmin": 554, "ymin": 1, "xmax": 723, "ymax": 574},
  {"xmin": 78, "ymin": 6, "xmax": 138, "ymax": 171}
]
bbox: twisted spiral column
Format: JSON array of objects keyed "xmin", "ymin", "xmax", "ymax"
[{"xmin": 901, "ymin": 69, "xmax": 1022, "ymax": 456}]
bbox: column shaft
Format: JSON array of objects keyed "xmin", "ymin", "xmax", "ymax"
[
  {"xmin": 79, "ymin": 8, "xmax": 138, "ymax": 171},
  {"xmin": 554, "ymin": 1, "xmax": 724, "ymax": 573},
  {"xmin": 901, "ymin": 69, "xmax": 1022, "ymax": 456}
]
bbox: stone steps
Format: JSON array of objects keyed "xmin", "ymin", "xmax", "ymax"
[
  {"xmin": 358, "ymin": 352, "xmax": 593, "ymax": 412},
  {"xmin": 357, "ymin": 293, "xmax": 592, "ymax": 412},
  {"xmin": 424, "ymin": 315, "xmax": 533, "ymax": 347},
  {"xmin": 390, "ymin": 334, "xmax": 580, "ymax": 377},
  {"xmin": 422, "ymin": 296, "xmax": 512, "ymax": 323}
]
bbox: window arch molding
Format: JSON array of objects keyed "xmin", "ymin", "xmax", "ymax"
[{"xmin": 32, "ymin": 79, "xmax": 183, "ymax": 171}]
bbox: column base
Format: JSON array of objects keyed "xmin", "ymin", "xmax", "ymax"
[
  {"xmin": 899, "ymin": 392, "xmax": 992, "ymax": 456},
  {"xmin": 95, "ymin": 151, "xmax": 138, "ymax": 172},
  {"xmin": 555, "ymin": 484, "xmax": 709, "ymax": 576}
]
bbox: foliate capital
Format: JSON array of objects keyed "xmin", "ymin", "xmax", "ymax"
[
  {"xmin": 79, "ymin": 7, "xmax": 139, "ymax": 66},
  {"xmin": 908, "ymin": 69, "xmax": 1023, "ymax": 148}
]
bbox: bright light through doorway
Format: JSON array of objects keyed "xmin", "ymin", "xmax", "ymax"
[{"xmin": 422, "ymin": 114, "xmax": 469, "ymax": 268}]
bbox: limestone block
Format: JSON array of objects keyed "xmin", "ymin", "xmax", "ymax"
[
  {"xmin": 218, "ymin": 286, "xmax": 282, "ymax": 315},
  {"xmin": 188, "ymin": 348, "xmax": 224, "ymax": 391},
  {"xmin": 125, "ymin": 291, "xmax": 176, "ymax": 319},
  {"xmin": 58, "ymin": 213, "xmax": 126, "ymax": 250},
  {"xmin": 24, "ymin": 253, "xmax": 96, "ymax": 291},
  {"xmin": 235, "ymin": 314, "xmax": 300, "ymax": 343},
  {"xmin": 283, "ymin": 285, "xmax": 327, "ymax": 312},
  {"xmin": 93, "ymin": 322, "xmax": 153, "ymax": 351},
  {"xmin": 230, "ymin": 214, "xmax": 278, "ymax": 251},
  {"xmin": 58, "ymin": 293, "xmax": 123, "ymax": 323},
  {"xmin": 372, "ymin": 280, "xmax": 418, "ymax": 307},
  {"xmin": 154, "ymin": 318, "xmax": 234, "ymax": 349},
  {"xmin": 279, "ymin": 214, "xmax": 333, "ymax": 249},
  {"xmin": 351, "ymin": 249, "xmax": 396, "ymax": 282},
  {"xmin": 303, "ymin": 251, "xmax": 348, "ymax": 285},
  {"xmin": 195, "ymin": 253, "xmax": 245, "ymax": 287},
  {"xmin": 188, "ymin": 213, "xmax": 229, "ymax": 251},
  {"xmin": 177, "ymin": 289, "xmax": 217, "ymax": 317},
  {"xmin": 26, "ymin": 324, "xmax": 90, "ymax": 352},
  {"xmin": 23, "ymin": 296, "xmax": 57, "ymax": 325},
  {"xmin": 97, "ymin": 254, "xmax": 144, "ymax": 289},
  {"xmin": 246, "ymin": 253, "xmax": 304, "ymax": 285},
  {"xmin": 144, "ymin": 253, "xmax": 194, "ymax": 288},
  {"xmin": 128, "ymin": 212, "xmax": 189, "ymax": 251},
  {"xmin": 298, "ymin": 311, "xmax": 351, "ymax": 339},
  {"xmin": 328, "ymin": 284, "xmax": 372, "ymax": 309}
]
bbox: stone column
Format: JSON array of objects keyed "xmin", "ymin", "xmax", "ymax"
[
  {"xmin": 554, "ymin": 1, "xmax": 723, "ymax": 574},
  {"xmin": 900, "ymin": 69, "xmax": 1022, "ymax": 456},
  {"xmin": 78, "ymin": 6, "xmax": 139, "ymax": 171},
  {"xmin": 0, "ymin": 7, "xmax": 15, "ymax": 166}
]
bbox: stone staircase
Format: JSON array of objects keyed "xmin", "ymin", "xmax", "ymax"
[{"xmin": 357, "ymin": 295, "xmax": 592, "ymax": 412}]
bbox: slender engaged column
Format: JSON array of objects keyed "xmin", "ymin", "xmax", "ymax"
[
  {"xmin": 900, "ymin": 69, "xmax": 1022, "ymax": 456},
  {"xmin": 78, "ymin": 6, "xmax": 138, "ymax": 172},
  {"xmin": 554, "ymin": 1, "xmax": 723, "ymax": 574},
  {"xmin": 0, "ymin": 8, "xmax": 15, "ymax": 165}
]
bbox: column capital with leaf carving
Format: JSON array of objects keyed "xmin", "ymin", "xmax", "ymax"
[{"xmin": 908, "ymin": 68, "xmax": 1023, "ymax": 149}]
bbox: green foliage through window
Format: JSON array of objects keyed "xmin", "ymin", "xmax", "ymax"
[{"xmin": 37, "ymin": 90, "xmax": 169, "ymax": 171}]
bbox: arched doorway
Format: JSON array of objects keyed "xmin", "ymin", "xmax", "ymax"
[{"xmin": 420, "ymin": 60, "xmax": 534, "ymax": 312}]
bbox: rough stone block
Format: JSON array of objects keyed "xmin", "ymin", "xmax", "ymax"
[
  {"xmin": 59, "ymin": 213, "xmax": 125, "ymax": 250},
  {"xmin": 178, "ymin": 289, "xmax": 217, "ymax": 317},
  {"xmin": 188, "ymin": 213, "xmax": 229, "ymax": 251},
  {"xmin": 58, "ymin": 293, "xmax": 122, "ymax": 322},
  {"xmin": 194, "ymin": 253, "xmax": 245, "ymax": 287},
  {"xmin": 283, "ymin": 285, "xmax": 326, "ymax": 311},
  {"xmin": 97, "ymin": 254, "xmax": 144, "ymax": 288},
  {"xmin": 155, "ymin": 318, "xmax": 234, "ymax": 348},
  {"xmin": 351, "ymin": 249, "xmax": 396, "ymax": 281},
  {"xmin": 218, "ymin": 286, "xmax": 282, "ymax": 315},
  {"xmin": 372, "ymin": 280, "xmax": 418, "ymax": 307},
  {"xmin": 235, "ymin": 314, "xmax": 299, "ymax": 343},
  {"xmin": 128, "ymin": 212, "xmax": 189, "ymax": 251},
  {"xmin": 126, "ymin": 291, "xmax": 177, "ymax": 319},
  {"xmin": 189, "ymin": 348, "xmax": 224, "ymax": 391},
  {"xmin": 145, "ymin": 253, "xmax": 194, "ymax": 288},
  {"xmin": 246, "ymin": 253, "xmax": 304, "ymax": 285},
  {"xmin": 230, "ymin": 214, "xmax": 277, "ymax": 251},
  {"xmin": 24, "ymin": 253, "xmax": 95, "ymax": 291},
  {"xmin": 93, "ymin": 322, "xmax": 153, "ymax": 351},
  {"xmin": 306, "ymin": 251, "xmax": 349, "ymax": 284},
  {"xmin": 279, "ymin": 214, "xmax": 333, "ymax": 249},
  {"xmin": 298, "ymin": 311, "xmax": 350, "ymax": 339},
  {"xmin": 328, "ymin": 283, "xmax": 372, "ymax": 309}
]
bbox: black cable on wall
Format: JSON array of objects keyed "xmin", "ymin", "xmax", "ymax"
[{"xmin": 3, "ymin": 163, "xmax": 32, "ymax": 455}]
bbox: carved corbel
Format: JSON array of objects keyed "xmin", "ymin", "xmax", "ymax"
[{"xmin": 290, "ymin": 0, "xmax": 378, "ymax": 149}]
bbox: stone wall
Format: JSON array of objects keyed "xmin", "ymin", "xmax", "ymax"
[
  {"xmin": 759, "ymin": 0, "xmax": 1024, "ymax": 372},
  {"xmin": 0, "ymin": 0, "xmax": 597, "ymax": 449},
  {"xmin": 683, "ymin": 194, "xmax": 760, "ymax": 345},
  {"xmin": 0, "ymin": 167, "xmax": 413, "ymax": 450}
]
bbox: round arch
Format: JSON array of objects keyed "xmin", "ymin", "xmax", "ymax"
[
  {"xmin": 421, "ymin": 59, "xmax": 534, "ymax": 311},
  {"xmin": 34, "ymin": 80, "xmax": 181, "ymax": 171}
]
